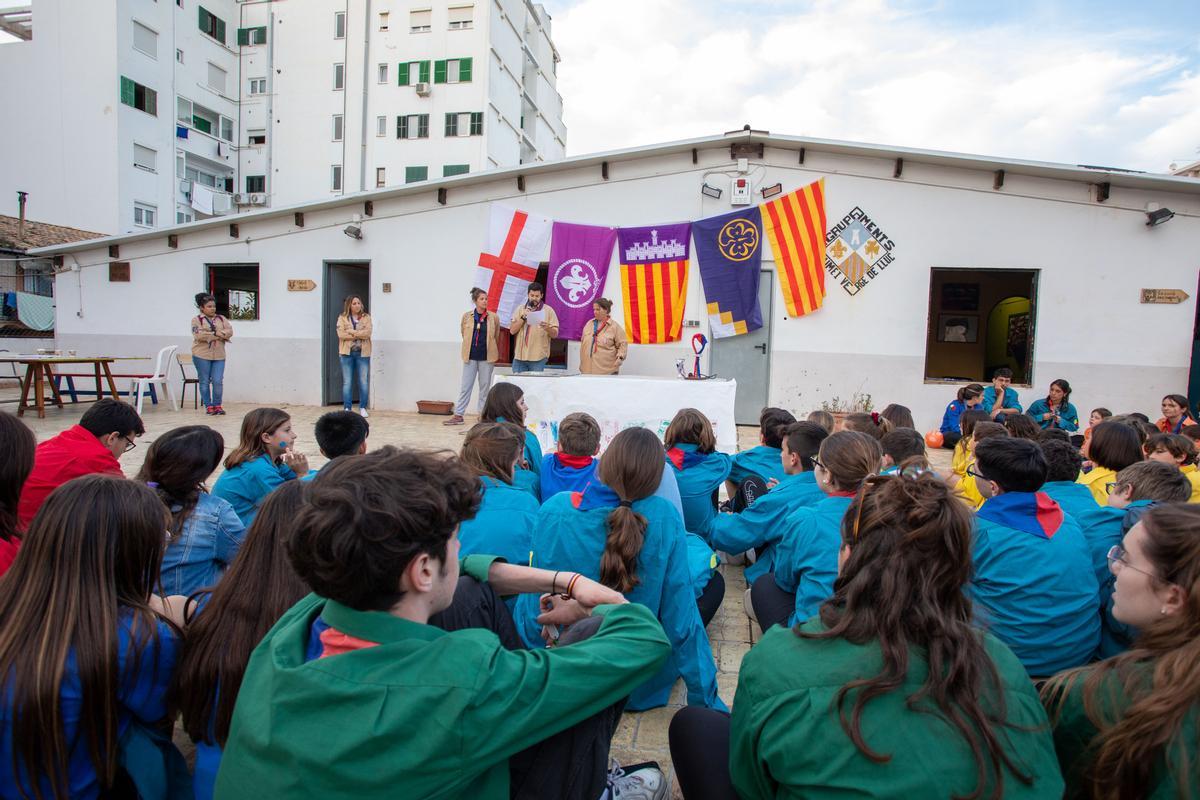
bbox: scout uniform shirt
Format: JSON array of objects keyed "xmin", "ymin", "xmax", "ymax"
[
  {"xmin": 728, "ymin": 444, "xmax": 786, "ymax": 486},
  {"xmin": 192, "ymin": 313, "xmax": 234, "ymax": 360},
  {"xmin": 212, "ymin": 453, "xmax": 297, "ymax": 526},
  {"xmin": 666, "ymin": 443, "xmax": 733, "ymax": 534},
  {"xmin": 510, "ymin": 303, "xmax": 559, "ymax": 362},
  {"xmin": 457, "ymin": 476, "xmax": 539, "ymax": 570},
  {"xmin": 579, "ymin": 317, "xmax": 628, "ymax": 374},
  {"xmin": 771, "ymin": 493, "xmax": 852, "ymax": 626}
]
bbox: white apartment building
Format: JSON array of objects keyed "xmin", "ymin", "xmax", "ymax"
[{"xmin": 0, "ymin": 0, "xmax": 566, "ymax": 234}]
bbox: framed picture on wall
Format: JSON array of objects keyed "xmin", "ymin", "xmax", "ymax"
[
  {"xmin": 938, "ymin": 314, "xmax": 979, "ymax": 343},
  {"xmin": 941, "ymin": 283, "xmax": 980, "ymax": 311}
]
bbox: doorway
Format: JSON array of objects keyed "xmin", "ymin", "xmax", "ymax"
[
  {"xmin": 323, "ymin": 261, "xmax": 371, "ymax": 405},
  {"xmin": 710, "ymin": 271, "xmax": 773, "ymax": 425}
]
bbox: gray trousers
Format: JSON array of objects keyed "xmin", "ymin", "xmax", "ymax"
[{"xmin": 455, "ymin": 359, "xmax": 495, "ymax": 415}]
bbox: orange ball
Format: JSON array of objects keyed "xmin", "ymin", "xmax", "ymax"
[{"xmin": 924, "ymin": 430, "xmax": 944, "ymax": 448}]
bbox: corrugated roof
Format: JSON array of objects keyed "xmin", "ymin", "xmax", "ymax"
[{"xmin": 0, "ymin": 214, "xmax": 105, "ymax": 252}]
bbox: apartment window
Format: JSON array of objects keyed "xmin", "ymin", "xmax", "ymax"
[
  {"xmin": 332, "ymin": 114, "xmax": 344, "ymax": 141},
  {"xmin": 248, "ymin": 78, "xmax": 266, "ymax": 94},
  {"xmin": 444, "ymin": 111, "xmax": 482, "ymax": 136},
  {"xmin": 133, "ymin": 143, "xmax": 157, "ymax": 172},
  {"xmin": 133, "ymin": 202, "xmax": 157, "ymax": 228},
  {"xmin": 405, "ymin": 166, "xmax": 428, "ymax": 183},
  {"xmin": 334, "ymin": 11, "xmax": 346, "ymax": 39},
  {"xmin": 448, "ymin": 6, "xmax": 473, "ymax": 29},
  {"xmin": 133, "ymin": 21, "xmax": 158, "ymax": 58},
  {"xmin": 237, "ymin": 26, "xmax": 267, "ymax": 45},
  {"xmin": 177, "ymin": 210, "xmax": 194, "ymax": 224},
  {"xmin": 379, "ymin": 11, "xmax": 389, "ymax": 30},
  {"xmin": 207, "ymin": 264, "xmax": 260, "ymax": 320},
  {"xmin": 375, "ymin": 167, "xmax": 386, "ymax": 188},
  {"xmin": 469, "ymin": 111, "xmax": 483, "ymax": 135},
  {"xmin": 333, "ymin": 63, "xmax": 345, "ymax": 90},
  {"xmin": 198, "ymin": 6, "xmax": 226, "ymax": 44},
  {"xmin": 396, "ymin": 114, "xmax": 429, "ymax": 139},
  {"xmin": 377, "ymin": 63, "xmax": 388, "ymax": 83},
  {"xmin": 443, "ymin": 164, "xmax": 469, "ymax": 177},
  {"xmin": 207, "ymin": 62, "xmax": 227, "ymax": 94},
  {"xmin": 434, "ymin": 57, "xmax": 472, "ymax": 84},
  {"xmin": 219, "ymin": 116, "xmax": 234, "ymax": 142},
  {"xmin": 331, "ymin": 165, "xmax": 343, "ymax": 192},
  {"xmin": 119, "ymin": 77, "xmax": 157, "ymax": 115},
  {"xmin": 247, "ymin": 129, "xmax": 266, "ymax": 145},
  {"xmin": 397, "ymin": 60, "xmax": 430, "ymax": 85},
  {"xmin": 410, "ymin": 9, "xmax": 431, "ymax": 33},
  {"xmin": 245, "ymin": 175, "xmax": 265, "ymax": 193},
  {"xmin": 376, "ymin": 115, "xmax": 386, "ymax": 137},
  {"xmin": 176, "ymin": 48, "xmax": 184, "ymax": 63},
  {"xmin": 177, "ymin": 96, "xmax": 192, "ymax": 125}
]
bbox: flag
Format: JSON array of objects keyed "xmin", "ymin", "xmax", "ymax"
[
  {"xmin": 474, "ymin": 204, "xmax": 553, "ymax": 325},
  {"xmin": 616, "ymin": 223, "xmax": 690, "ymax": 344},
  {"xmin": 546, "ymin": 222, "xmax": 617, "ymax": 340},
  {"xmin": 762, "ymin": 179, "xmax": 827, "ymax": 317},
  {"xmin": 692, "ymin": 207, "xmax": 763, "ymax": 338}
]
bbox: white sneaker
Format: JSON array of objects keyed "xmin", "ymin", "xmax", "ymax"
[
  {"xmin": 603, "ymin": 761, "xmax": 666, "ymax": 800},
  {"xmin": 359, "ymin": 408, "xmax": 369, "ymax": 418}
]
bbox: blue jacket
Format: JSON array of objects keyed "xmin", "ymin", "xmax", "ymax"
[
  {"xmin": 940, "ymin": 399, "xmax": 973, "ymax": 435},
  {"xmin": 685, "ymin": 534, "xmax": 719, "ymax": 599},
  {"xmin": 971, "ymin": 492, "xmax": 1100, "ymax": 676},
  {"xmin": 514, "ymin": 484, "xmax": 724, "ymax": 711},
  {"xmin": 0, "ymin": 612, "xmax": 179, "ymax": 799},
  {"xmin": 772, "ymin": 494, "xmax": 851, "ymax": 626},
  {"xmin": 701, "ymin": 472, "xmax": 824, "ymax": 584},
  {"xmin": 212, "ymin": 453, "xmax": 296, "ymax": 526},
  {"xmin": 981, "ymin": 386, "xmax": 1023, "ymax": 414},
  {"xmin": 160, "ymin": 492, "xmax": 247, "ymax": 597},
  {"xmin": 1095, "ymin": 501, "xmax": 1155, "ymax": 657},
  {"xmin": 728, "ymin": 445, "xmax": 785, "ymax": 486},
  {"xmin": 667, "ymin": 444, "xmax": 733, "ymax": 533},
  {"xmin": 538, "ymin": 453, "xmax": 598, "ymax": 501},
  {"xmin": 1026, "ymin": 399, "xmax": 1080, "ymax": 431},
  {"xmin": 458, "ymin": 476, "xmax": 539, "ymax": 569}
]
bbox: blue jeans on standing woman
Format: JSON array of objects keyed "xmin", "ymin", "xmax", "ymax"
[
  {"xmin": 194, "ymin": 356, "xmax": 225, "ymax": 407},
  {"xmin": 340, "ymin": 352, "xmax": 370, "ymax": 409}
]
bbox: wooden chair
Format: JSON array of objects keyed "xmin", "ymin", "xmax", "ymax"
[{"xmin": 177, "ymin": 353, "xmax": 199, "ymax": 409}]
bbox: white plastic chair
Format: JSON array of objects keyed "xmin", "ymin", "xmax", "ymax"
[{"xmin": 131, "ymin": 345, "xmax": 179, "ymax": 414}]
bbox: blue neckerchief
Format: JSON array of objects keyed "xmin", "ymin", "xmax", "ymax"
[
  {"xmin": 575, "ymin": 481, "xmax": 621, "ymax": 511},
  {"xmin": 667, "ymin": 442, "xmax": 710, "ymax": 471},
  {"xmin": 977, "ymin": 491, "xmax": 1064, "ymax": 539}
]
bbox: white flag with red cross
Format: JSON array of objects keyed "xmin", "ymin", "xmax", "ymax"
[{"xmin": 474, "ymin": 204, "xmax": 553, "ymax": 326}]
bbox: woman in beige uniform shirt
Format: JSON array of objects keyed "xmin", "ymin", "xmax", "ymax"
[
  {"xmin": 191, "ymin": 292, "xmax": 234, "ymax": 415},
  {"xmin": 336, "ymin": 295, "xmax": 373, "ymax": 418},
  {"xmin": 579, "ymin": 297, "xmax": 628, "ymax": 375}
]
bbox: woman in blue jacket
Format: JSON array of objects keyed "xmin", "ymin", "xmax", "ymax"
[
  {"xmin": 1027, "ymin": 378, "xmax": 1080, "ymax": 432},
  {"xmin": 212, "ymin": 408, "xmax": 309, "ymax": 525},
  {"xmin": 664, "ymin": 407, "xmax": 733, "ymax": 532},
  {"xmin": 940, "ymin": 383, "xmax": 984, "ymax": 448},
  {"xmin": 516, "ymin": 427, "xmax": 725, "ymax": 712},
  {"xmin": 480, "ymin": 382, "xmax": 542, "ymax": 501},
  {"xmin": 457, "ymin": 421, "xmax": 540, "ymax": 570}
]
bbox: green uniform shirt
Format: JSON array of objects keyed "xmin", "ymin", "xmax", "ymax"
[
  {"xmin": 214, "ymin": 555, "xmax": 670, "ymax": 799},
  {"xmin": 730, "ymin": 620, "xmax": 1065, "ymax": 799}
]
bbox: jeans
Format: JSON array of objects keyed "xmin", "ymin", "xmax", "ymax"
[
  {"xmin": 339, "ymin": 352, "xmax": 370, "ymax": 409},
  {"xmin": 193, "ymin": 356, "xmax": 225, "ymax": 407},
  {"xmin": 511, "ymin": 358, "xmax": 548, "ymax": 373},
  {"xmin": 455, "ymin": 360, "xmax": 495, "ymax": 416}
]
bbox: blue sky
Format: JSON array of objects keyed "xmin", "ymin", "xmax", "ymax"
[{"xmin": 542, "ymin": 0, "xmax": 1200, "ymax": 172}]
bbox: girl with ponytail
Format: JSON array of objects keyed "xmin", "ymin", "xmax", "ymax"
[
  {"xmin": 456, "ymin": 422, "xmax": 540, "ymax": 571},
  {"xmin": 1042, "ymin": 504, "xmax": 1200, "ymax": 798},
  {"xmin": 137, "ymin": 425, "xmax": 247, "ymax": 596},
  {"xmin": 515, "ymin": 427, "xmax": 724, "ymax": 712}
]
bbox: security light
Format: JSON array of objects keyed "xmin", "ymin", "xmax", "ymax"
[
  {"xmin": 700, "ymin": 183, "xmax": 723, "ymax": 199},
  {"xmin": 343, "ymin": 224, "xmax": 363, "ymax": 239},
  {"xmin": 1146, "ymin": 207, "xmax": 1174, "ymax": 227}
]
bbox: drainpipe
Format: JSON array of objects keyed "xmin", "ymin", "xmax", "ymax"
[
  {"xmin": 16, "ymin": 191, "xmax": 27, "ymax": 242},
  {"xmin": 360, "ymin": 0, "xmax": 372, "ymax": 191}
]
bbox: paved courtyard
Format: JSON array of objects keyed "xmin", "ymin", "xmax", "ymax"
[{"xmin": 3, "ymin": 393, "xmax": 951, "ymax": 797}]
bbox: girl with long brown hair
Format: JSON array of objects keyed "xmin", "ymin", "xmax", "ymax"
[
  {"xmin": 514, "ymin": 427, "xmax": 724, "ymax": 712},
  {"xmin": 336, "ymin": 294, "xmax": 373, "ymax": 418},
  {"xmin": 480, "ymin": 381, "xmax": 542, "ymax": 499},
  {"xmin": 173, "ymin": 480, "xmax": 311, "ymax": 800},
  {"xmin": 0, "ymin": 475, "xmax": 181, "ymax": 799},
  {"xmin": 1042, "ymin": 504, "xmax": 1200, "ymax": 798},
  {"xmin": 670, "ymin": 471, "xmax": 1064, "ymax": 800},
  {"xmin": 456, "ymin": 422, "xmax": 540, "ymax": 569},
  {"xmin": 664, "ymin": 407, "xmax": 733, "ymax": 533},
  {"xmin": 212, "ymin": 407, "xmax": 309, "ymax": 525},
  {"xmin": 0, "ymin": 412, "xmax": 35, "ymax": 576}
]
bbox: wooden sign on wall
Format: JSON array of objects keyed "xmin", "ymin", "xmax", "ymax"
[
  {"xmin": 1140, "ymin": 289, "xmax": 1189, "ymax": 305},
  {"xmin": 109, "ymin": 262, "xmax": 131, "ymax": 282},
  {"xmin": 288, "ymin": 279, "xmax": 316, "ymax": 292}
]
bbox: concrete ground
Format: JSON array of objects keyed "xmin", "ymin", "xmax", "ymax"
[{"xmin": 3, "ymin": 393, "xmax": 952, "ymax": 797}]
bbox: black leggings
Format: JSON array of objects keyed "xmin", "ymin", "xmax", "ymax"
[
  {"xmin": 942, "ymin": 430, "xmax": 961, "ymax": 449},
  {"xmin": 697, "ymin": 571, "xmax": 726, "ymax": 627},
  {"xmin": 749, "ymin": 573, "xmax": 796, "ymax": 632},
  {"xmin": 669, "ymin": 707, "xmax": 737, "ymax": 800}
]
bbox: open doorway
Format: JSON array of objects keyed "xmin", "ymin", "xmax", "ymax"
[
  {"xmin": 323, "ymin": 261, "xmax": 371, "ymax": 405},
  {"xmin": 493, "ymin": 262, "xmax": 568, "ymax": 368},
  {"xmin": 923, "ymin": 268, "xmax": 1039, "ymax": 385}
]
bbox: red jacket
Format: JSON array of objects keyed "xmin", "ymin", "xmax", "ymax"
[{"xmin": 17, "ymin": 425, "xmax": 123, "ymax": 528}]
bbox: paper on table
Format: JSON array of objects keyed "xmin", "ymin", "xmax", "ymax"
[{"xmin": 525, "ymin": 309, "xmax": 546, "ymax": 326}]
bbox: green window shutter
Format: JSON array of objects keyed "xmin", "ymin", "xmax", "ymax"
[
  {"xmin": 444, "ymin": 113, "xmax": 456, "ymax": 137},
  {"xmin": 145, "ymin": 87, "xmax": 157, "ymax": 116},
  {"xmin": 405, "ymin": 166, "xmax": 427, "ymax": 183},
  {"xmin": 215, "ymin": 17, "xmax": 226, "ymax": 44},
  {"xmin": 397, "ymin": 115, "xmax": 408, "ymax": 138},
  {"xmin": 443, "ymin": 164, "xmax": 469, "ymax": 177},
  {"xmin": 119, "ymin": 76, "xmax": 135, "ymax": 106},
  {"xmin": 237, "ymin": 28, "xmax": 249, "ymax": 46},
  {"xmin": 459, "ymin": 58, "xmax": 472, "ymax": 82},
  {"xmin": 398, "ymin": 62, "xmax": 410, "ymax": 86},
  {"xmin": 255, "ymin": 26, "xmax": 267, "ymax": 43},
  {"xmin": 433, "ymin": 60, "xmax": 447, "ymax": 84},
  {"xmin": 419, "ymin": 61, "xmax": 431, "ymax": 83},
  {"xmin": 198, "ymin": 7, "xmax": 209, "ymax": 33},
  {"xmin": 194, "ymin": 115, "xmax": 212, "ymax": 134},
  {"xmin": 470, "ymin": 112, "xmax": 483, "ymax": 135},
  {"xmin": 417, "ymin": 114, "xmax": 429, "ymax": 138}
]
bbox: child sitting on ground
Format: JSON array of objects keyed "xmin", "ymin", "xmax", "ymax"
[
  {"xmin": 982, "ymin": 367, "xmax": 1023, "ymax": 422},
  {"xmin": 947, "ymin": 409, "xmax": 990, "ymax": 488},
  {"xmin": 842, "ymin": 412, "xmax": 891, "ymax": 440},
  {"xmin": 212, "ymin": 408, "xmax": 308, "ymax": 525},
  {"xmin": 725, "ymin": 407, "xmax": 796, "ymax": 507},
  {"xmin": 1143, "ymin": 432, "xmax": 1200, "ymax": 502},
  {"xmin": 959, "ymin": 421, "xmax": 1009, "ymax": 510},
  {"xmin": 458, "ymin": 422, "xmax": 540, "ymax": 570},
  {"xmin": 538, "ymin": 412, "xmax": 601, "ymax": 499},
  {"xmin": 806, "ymin": 409, "xmax": 835, "ymax": 434},
  {"xmin": 663, "ymin": 408, "xmax": 733, "ymax": 533},
  {"xmin": 1004, "ymin": 414, "xmax": 1042, "ymax": 441},
  {"xmin": 939, "ymin": 383, "xmax": 984, "ymax": 449},
  {"xmin": 303, "ymin": 410, "xmax": 370, "ymax": 481},
  {"xmin": 879, "ymin": 428, "xmax": 926, "ymax": 474}
]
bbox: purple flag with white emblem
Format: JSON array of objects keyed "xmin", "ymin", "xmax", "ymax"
[{"xmin": 546, "ymin": 222, "xmax": 618, "ymax": 340}]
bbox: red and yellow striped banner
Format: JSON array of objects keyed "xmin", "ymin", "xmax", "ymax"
[
  {"xmin": 762, "ymin": 179, "xmax": 827, "ymax": 317},
  {"xmin": 619, "ymin": 260, "xmax": 689, "ymax": 343}
]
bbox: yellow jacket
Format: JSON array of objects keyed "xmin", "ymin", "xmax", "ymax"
[
  {"xmin": 460, "ymin": 310, "xmax": 500, "ymax": 363},
  {"xmin": 1180, "ymin": 464, "xmax": 1200, "ymax": 503},
  {"xmin": 1077, "ymin": 466, "xmax": 1116, "ymax": 505},
  {"xmin": 337, "ymin": 314, "xmax": 373, "ymax": 356},
  {"xmin": 958, "ymin": 454, "xmax": 985, "ymax": 510}
]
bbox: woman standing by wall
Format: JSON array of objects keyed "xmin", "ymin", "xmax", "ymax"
[
  {"xmin": 192, "ymin": 293, "xmax": 233, "ymax": 416},
  {"xmin": 336, "ymin": 295, "xmax": 372, "ymax": 418},
  {"xmin": 446, "ymin": 288, "xmax": 499, "ymax": 426},
  {"xmin": 579, "ymin": 298, "xmax": 628, "ymax": 375}
]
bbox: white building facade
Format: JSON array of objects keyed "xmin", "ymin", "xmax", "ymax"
[{"xmin": 0, "ymin": 0, "xmax": 565, "ymax": 234}]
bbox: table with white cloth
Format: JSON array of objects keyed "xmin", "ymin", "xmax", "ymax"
[{"xmin": 495, "ymin": 373, "xmax": 738, "ymax": 454}]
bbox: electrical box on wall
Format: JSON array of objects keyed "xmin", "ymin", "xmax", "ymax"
[{"xmin": 731, "ymin": 176, "xmax": 752, "ymax": 205}]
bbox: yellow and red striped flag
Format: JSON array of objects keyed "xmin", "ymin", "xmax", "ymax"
[
  {"xmin": 616, "ymin": 223, "xmax": 691, "ymax": 343},
  {"xmin": 762, "ymin": 179, "xmax": 827, "ymax": 317}
]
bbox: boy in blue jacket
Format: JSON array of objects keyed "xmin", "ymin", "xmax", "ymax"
[
  {"xmin": 970, "ymin": 437, "xmax": 1099, "ymax": 676},
  {"xmin": 981, "ymin": 367, "xmax": 1023, "ymax": 423},
  {"xmin": 538, "ymin": 413, "xmax": 601, "ymax": 500},
  {"xmin": 301, "ymin": 410, "xmax": 369, "ymax": 481},
  {"xmin": 725, "ymin": 407, "xmax": 796, "ymax": 506}
]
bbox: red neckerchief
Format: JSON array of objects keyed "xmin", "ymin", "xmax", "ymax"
[
  {"xmin": 590, "ymin": 319, "xmax": 608, "ymax": 355},
  {"xmin": 829, "ymin": 489, "xmax": 857, "ymax": 498},
  {"xmin": 472, "ymin": 309, "xmax": 485, "ymax": 349},
  {"xmin": 555, "ymin": 453, "xmax": 593, "ymax": 469}
]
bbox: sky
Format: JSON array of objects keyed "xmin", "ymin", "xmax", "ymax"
[{"xmin": 541, "ymin": 0, "xmax": 1200, "ymax": 172}]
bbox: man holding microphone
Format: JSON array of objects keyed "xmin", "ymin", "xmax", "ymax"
[{"xmin": 509, "ymin": 282, "xmax": 559, "ymax": 373}]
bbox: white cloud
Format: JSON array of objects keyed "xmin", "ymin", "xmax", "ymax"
[{"xmin": 551, "ymin": 0, "xmax": 1199, "ymax": 171}]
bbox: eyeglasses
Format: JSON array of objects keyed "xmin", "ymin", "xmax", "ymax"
[
  {"xmin": 811, "ymin": 456, "xmax": 825, "ymax": 472},
  {"xmin": 1106, "ymin": 545, "xmax": 1159, "ymax": 580},
  {"xmin": 966, "ymin": 465, "xmax": 988, "ymax": 481},
  {"xmin": 1105, "ymin": 482, "xmax": 1119, "ymax": 495},
  {"xmin": 122, "ymin": 436, "xmax": 138, "ymax": 453}
]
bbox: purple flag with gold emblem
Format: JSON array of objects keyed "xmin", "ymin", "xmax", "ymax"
[{"xmin": 546, "ymin": 222, "xmax": 617, "ymax": 340}]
